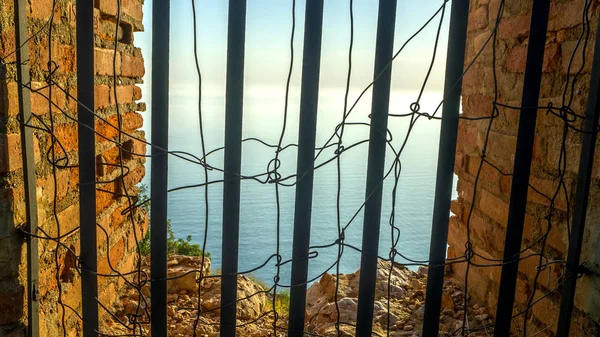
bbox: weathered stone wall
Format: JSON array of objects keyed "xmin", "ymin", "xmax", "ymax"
[
  {"xmin": 450, "ymin": 0, "xmax": 600, "ymax": 336},
  {"xmin": 0, "ymin": 0, "xmax": 147, "ymax": 335}
]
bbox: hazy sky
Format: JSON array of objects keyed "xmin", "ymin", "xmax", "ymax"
[{"xmin": 135, "ymin": 0, "xmax": 451, "ymax": 95}]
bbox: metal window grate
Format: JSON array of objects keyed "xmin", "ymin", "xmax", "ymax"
[{"xmin": 9, "ymin": 0, "xmax": 600, "ymax": 336}]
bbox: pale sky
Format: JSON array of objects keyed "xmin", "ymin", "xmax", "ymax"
[{"xmin": 135, "ymin": 0, "xmax": 451, "ymax": 96}]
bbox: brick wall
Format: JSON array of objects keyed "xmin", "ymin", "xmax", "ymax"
[
  {"xmin": 0, "ymin": 0, "xmax": 147, "ymax": 336},
  {"xmin": 450, "ymin": 0, "xmax": 600, "ymax": 336}
]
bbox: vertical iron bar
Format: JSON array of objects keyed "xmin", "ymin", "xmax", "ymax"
[
  {"xmin": 287, "ymin": 1, "xmax": 324, "ymax": 336},
  {"xmin": 14, "ymin": 0, "xmax": 39, "ymax": 335},
  {"xmin": 556, "ymin": 11, "xmax": 600, "ymax": 337},
  {"xmin": 355, "ymin": 1, "xmax": 396, "ymax": 336},
  {"xmin": 422, "ymin": 1, "xmax": 470, "ymax": 336},
  {"xmin": 76, "ymin": 0, "xmax": 98, "ymax": 335},
  {"xmin": 220, "ymin": 0, "xmax": 246, "ymax": 335},
  {"xmin": 150, "ymin": 0, "xmax": 170, "ymax": 336},
  {"xmin": 493, "ymin": 1, "xmax": 550, "ymax": 335}
]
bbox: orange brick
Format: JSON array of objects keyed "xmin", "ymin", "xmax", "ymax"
[
  {"xmin": 472, "ymin": 249, "xmax": 502, "ymax": 282},
  {"xmin": 490, "ymin": 220, "xmax": 506, "ymax": 253},
  {"xmin": 54, "ymin": 123, "xmax": 79, "ymax": 153},
  {"xmin": 123, "ymin": 135, "xmax": 147, "ymax": 161},
  {"xmin": 450, "ymin": 199, "xmax": 463, "ymax": 219},
  {"xmin": 455, "ymin": 150, "xmax": 466, "ymax": 174},
  {"xmin": 93, "ymin": 8, "xmax": 101, "ymax": 34},
  {"xmin": 545, "ymin": 222, "xmax": 567, "ymax": 253},
  {"xmin": 95, "ymin": 48, "xmax": 121, "ymax": 76},
  {"xmin": 64, "ymin": 86, "xmax": 79, "ymax": 113},
  {"xmin": 98, "ymin": 19, "xmax": 124, "ymax": 42},
  {"xmin": 95, "ymin": 0, "xmax": 118, "ymax": 16},
  {"xmin": 111, "ymin": 204, "xmax": 130, "ymax": 228},
  {"xmin": 457, "ymin": 178, "xmax": 475, "ymax": 204},
  {"xmin": 38, "ymin": 169, "xmax": 70, "ymax": 202},
  {"xmin": 38, "ymin": 42, "xmax": 76, "ymax": 74},
  {"xmin": 499, "ymin": 174, "xmax": 511, "ymax": 194},
  {"xmin": 5, "ymin": 82, "xmax": 20, "ymax": 116},
  {"xmin": 468, "ymin": 6, "xmax": 488, "ymax": 32},
  {"xmin": 479, "ymin": 189, "xmax": 509, "ymax": 226},
  {"xmin": 542, "ymin": 43, "xmax": 560, "ymax": 72},
  {"xmin": 518, "ymin": 250, "xmax": 561, "ymax": 290},
  {"xmin": 562, "ymin": 39, "xmax": 594, "ymax": 74},
  {"xmin": 531, "ymin": 293, "xmax": 559, "ymax": 332},
  {"xmin": 110, "ymin": 85, "xmax": 135, "ymax": 105},
  {"xmin": 99, "ymin": 147, "xmax": 120, "ymax": 177},
  {"xmin": 39, "ymin": 263, "xmax": 58, "ymax": 294},
  {"xmin": 96, "ymin": 117, "xmax": 119, "ymax": 143},
  {"xmin": 473, "ymin": 29, "xmax": 494, "ymax": 57},
  {"xmin": 451, "ymin": 259, "xmax": 490, "ymax": 304},
  {"xmin": 463, "ymin": 93, "xmax": 494, "ymax": 118},
  {"xmin": 39, "ymin": 309, "xmax": 48, "ymax": 337},
  {"xmin": 97, "ymin": 182, "xmax": 118, "ymax": 212},
  {"xmin": 507, "ymin": 45, "xmax": 527, "ymax": 73},
  {"xmin": 109, "ymin": 238, "xmax": 126, "ymax": 267},
  {"xmin": 121, "ymin": 164, "xmax": 145, "ymax": 192},
  {"xmin": 0, "ymin": 133, "xmax": 41, "ymax": 173},
  {"xmin": 29, "ymin": 81, "xmax": 68, "ymax": 114},
  {"xmin": 466, "ymin": 155, "xmax": 500, "ymax": 184},
  {"xmin": 467, "ymin": 209, "xmax": 497, "ymax": 250},
  {"xmin": 123, "ymin": 0, "xmax": 143, "ymax": 22},
  {"xmin": 462, "ymin": 64, "xmax": 495, "ymax": 92},
  {"xmin": 121, "ymin": 53, "xmax": 145, "ymax": 78},
  {"xmin": 61, "ymin": 280, "xmax": 81, "ymax": 310},
  {"xmin": 98, "ymin": 256, "xmax": 114, "ymax": 276},
  {"xmin": 120, "ymin": 249, "xmax": 138, "ymax": 275},
  {"xmin": 122, "ymin": 112, "xmax": 143, "ymax": 131},
  {"xmin": 448, "ymin": 216, "xmax": 466, "ymax": 257},
  {"xmin": 527, "ymin": 176, "xmax": 569, "ymax": 211},
  {"xmin": 523, "ymin": 214, "xmax": 567, "ymax": 253},
  {"xmin": 66, "ymin": 2, "xmax": 77, "ymax": 27},
  {"xmin": 96, "ymin": 112, "xmax": 143, "ymax": 143},
  {"xmin": 98, "ymin": 283, "xmax": 116, "ymax": 307},
  {"xmin": 133, "ymin": 86, "xmax": 142, "ymax": 100},
  {"xmin": 514, "ymin": 276, "xmax": 531, "ymax": 305},
  {"xmin": 456, "ymin": 125, "xmax": 480, "ymax": 156},
  {"xmin": 98, "ymin": 211, "xmax": 113, "ymax": 239},
  {"xmin": 531, "ymin": 136, "xmax": 544, "ymax": 169},
  {"xmin": 1, "ymin": 186, "xmax": 27, "ymax": 223},
  {"xmin": 136, "ymin": 102, "xmax": 146, "ymax": 112},
  {"xmin": 95, "ymin": 85, "xmax": 110, "ymax": 109},
  {"xmin": 69, "ymin": 167, "xmax": 79, "ymax": 192},
  {"xmin": 498, "ymin": 15, "xmax": 530, "ymax": 40},
  {"xmin": 521, "ymin": 212, "xmax": 540, "ymax": 241},
  {"xmin": 548, "ymin": 1, "xmax": 586, "ymax": 31},
  {"xmin": 483, "ymin": 131, "xmax": 517, "ymax": 172},
  {"xmin": 0, "ymin": 25, "xmax": 16, "ymax": 63},
  {"xmin": 57, "ymin": 204, "xmax": 80, "ymax": 235},
  {"xmin": 29, "ymin": 0, "xmax": 60, "ymax": 20}
]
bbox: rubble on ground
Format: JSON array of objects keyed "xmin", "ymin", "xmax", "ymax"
[{"xmin": 105, "ymin": 256, "xmax": 494, "ymax": 336}]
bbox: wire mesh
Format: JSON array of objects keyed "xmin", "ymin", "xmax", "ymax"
[{"xmin": 1, "ymin": 0, "xmax": 599, "ymax": 336}]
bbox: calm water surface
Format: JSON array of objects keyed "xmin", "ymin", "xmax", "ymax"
[{"xmin": 143, "ymin": 86, "xmax": 455, "ymax": 285}]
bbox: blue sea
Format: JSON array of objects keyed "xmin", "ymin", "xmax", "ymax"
[{"xmin": 141, "ymin": 86, "xmax": 454, "ymax": 285}]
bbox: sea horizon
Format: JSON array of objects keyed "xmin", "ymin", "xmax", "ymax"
[{"xmin": 140, "ymin": 86, "xmax": 455, "ymax": 285}]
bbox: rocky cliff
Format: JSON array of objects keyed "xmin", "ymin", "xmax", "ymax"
[{"xmin": 106, "ymin": 256, "xmax": 493, "ymax": 337}]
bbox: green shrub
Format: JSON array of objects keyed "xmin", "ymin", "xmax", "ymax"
[
  {"xmin": 243, "ymin": 273, "xmax": 289, "ymax": 313},
  {"xmin": 137, "ymin": 184, "xmax": 210, "ymax": 258},
  {"xmin": 274, "ymin": 290, "xmax": 290, "ymax": 313}
]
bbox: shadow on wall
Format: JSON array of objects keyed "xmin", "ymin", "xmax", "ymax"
[
  {"xmin": 0, "ymin": 62, "xmax": 27, "ymax": 336},
  {"xmin": 577, "ymin": 181, "xmax": 600, "ymax": 324}
]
